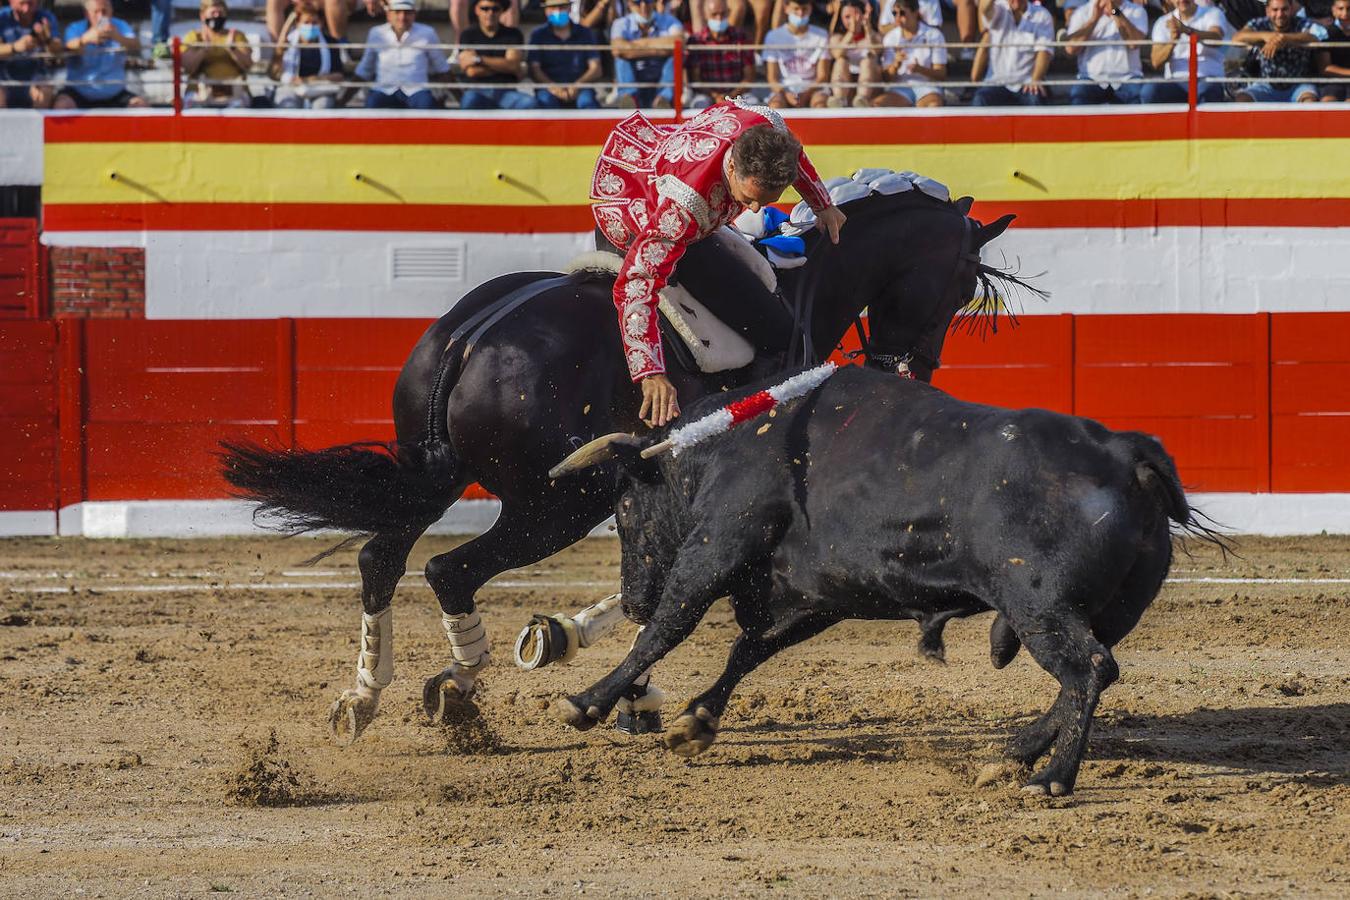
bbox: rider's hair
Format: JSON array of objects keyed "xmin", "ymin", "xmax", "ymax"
[{"xmin": 730, "ymin": 125, "xmax": 801, "ymax": 192}]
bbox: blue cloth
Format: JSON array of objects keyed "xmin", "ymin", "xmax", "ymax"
[
  {"xmin": 0, "ymin": 7, "xmax": 59, "ymax": 83},
  {"xmin": 533, "ymin": 87, "xmax": 600, "ymax": 108},
  {"xmin": 150, "ymin": 0, "xmax": 172, "ymax": 44},
  {"xmin": 1140, "ymin": 81, "xmax": 1225, "ymax": 104},
  {"xmin": 614, "ymin": 55, "xmax": 675, "ymax": 105},
  {"xmin": 1240, "ymin": 81, "xmax": 1320, "ymax": 102},
  {"xmin": 62, "ymin": 17, "xmax": 135, "ymax": 101},
  {"xmin": 461, "ymin": 87, "xmax": 538, "ymax": 109},
  {"xmin": 754, "ymin": 207, "xmax": 807, "ymax": 257},
  {"xmin": 526, "ymin": 23, "xmax": 600, "ymax": 84}
]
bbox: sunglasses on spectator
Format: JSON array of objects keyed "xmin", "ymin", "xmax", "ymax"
[{"xmin": 476, "ymin": 3, "xmax": 503, "ymax": 10}]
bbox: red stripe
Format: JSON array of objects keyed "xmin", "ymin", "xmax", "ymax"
[
  {"xmin": 42, "ymin": 197, "xmax": 1350, "ymax": 233},
  {"xmin": 44, "ymin": 109, "xmax": 1350, "ymax": 147},
  {"xmin": 42, "ymin": 202, "xmax": 597, "ymax": 233},
  {"xmin": 725, "ymin": 390, "xmax": 776, "ymax": 424}
]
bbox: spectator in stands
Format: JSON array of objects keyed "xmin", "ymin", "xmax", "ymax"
[
  {"xmin": 874, "ymin": 0, "xmax": 946, "ymax": 106},
  {"xmin": 0, "ymin": 0, "xmax": 62, "ymax": 108},
  {"xmin": 459, "ymin": 0, "xmax": 535, "ymax": 108},
  {"xmin": 828, "ymin": 0, "xmax": 882, "ymax": 106},
  {"xmin": 182, "ymin": 0, "xmax": 253, "ymax": 108},
  {"xmin": 688, "ymin": 0, "xmax": 756, "ymax": 107},
  {"xmin": 971, "ymin": 0, "xmax": 1054, "ymax": 106},
  {"xmin": 272, "ymin": 0, "xmax": 344, "ymax": 108},
  {"xmin": 528, "ymin": 0, "xmax": 602, "ymax": 109},
  {"xmin": 611, "ymin": 0, "xmax": 684, "ymax": 107},
  {"xmin": 1232, "ymin": 0, "xmax": 1329, "ymax": 101},
  {"xmin": 1143, "ymin": 0, "xmax": 1228, "ymax": 103},
  {"xmin": 452, "ymin": 0, "xmax": 521, "ymax": 43},
  {"xmin": 1064, "ymin": 0, "xmax": 1148, "ymax": 104},
  {"xmin": 764, "ymin": 0, "xmax": 829, "ymax": 107},
  {"xmin": 878, "ymin": 0, "xmax": 942, "ymax": 33},
  {"xmin": 1320, "ymin": 0, "xmax": 1349, "ymax": 100},
  {"xmin": 355, "ymin": 0, "xmax": 449, "ymax": 109},
  {"xmin": 55, "ymin": 0, "xmax": 145, "ymax": 108},
  {"xmin": 268, "ymin": 0, "xmax": 378, "ymax": 43}
]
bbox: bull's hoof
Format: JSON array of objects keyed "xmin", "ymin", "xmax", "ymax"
[
  {"xmin": 1022, "ymin": 774, "xmax": 1073, "ymax": 797},
  {"xmin": 664, "ymin": 707, "xmax": 719, "ymax": 758},
  {"xmin": 552, "ymin": 697, "xmax": 602, "ymax": 732},
  {"xmin": 422, "ymin": 669, "xmax": 478, "ymax": 723},
  {"xmin": 328, "ymin": 690, "xmax": 379, "ymax": 746},
  {"xmin": 615, "ymin": 709, "xmax": 662, "ymax": 736}
]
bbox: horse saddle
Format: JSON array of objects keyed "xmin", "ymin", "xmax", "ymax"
[{"xmin": 564, "ymin": 238, "xmax": 773, "ymax": 374}]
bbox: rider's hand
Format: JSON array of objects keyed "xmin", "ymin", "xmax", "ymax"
[
  {"xmin": 817, "ymin": 205, "xmax": 847, "ymax": 245},
  {"xmin": 639, "ymin": 374, "xmax": 680, "ymax": 429}
]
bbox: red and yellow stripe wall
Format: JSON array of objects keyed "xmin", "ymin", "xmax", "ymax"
[{"xmin": 3, "ymin": 108, "xmax": 1349, "ymax": 532}]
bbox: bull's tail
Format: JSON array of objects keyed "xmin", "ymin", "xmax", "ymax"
[
  {"xmin": 218, "ymin": 438, "xmax": 461, "ymax": 537},
  {"xmin": 1121, "ymin": 431, "xmax": 1230, "ymax": 551}
]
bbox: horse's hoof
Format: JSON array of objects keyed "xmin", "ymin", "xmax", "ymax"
[
  {"xmin": 328, "ymin": 690, "xmax": 378, "ymax": 746},
  {"xmin": 422, "ymin": 668, "xmax": 478, "ymax": 722},
  {"xmin": 664, "ymin": 708, "xmax": 718, "ymax": 758},
  {"xmin": 513, "ymin": 614, "xmax": 577, "ymax": 671},
  {"xmin": 551, "ymin": 697, "xmax": 600, "ymax": 732}
]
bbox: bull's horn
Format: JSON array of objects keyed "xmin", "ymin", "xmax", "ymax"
[{"xmin": 548, "ymin": 432, "xmax": 644, "ymax": 479}]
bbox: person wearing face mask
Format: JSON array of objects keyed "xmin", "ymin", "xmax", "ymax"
[
  {"xmin": 763, "ymin": 0, "xmax": 830, "ymax": 107},
  {"xmin": 590, "ymin": 99, "xmax": 847, "ymax": 427},
  {"xmin": 687, "ymin": 0, "xmax": 757, "ymax": 107},
  {"xmin": 183, "ymin": 0, "xmax": 254, "ymax": 108},
  {"xmin": 527, "ymin": 0, "xmax": 603, "ymax": 108},
  {"xmin": 1319, "ymin": 0, "xmax": 1349, "ymax": 100},
  {"xmin": 272, "ymin": 0, "xmax": 344, "ymax": 108},
  {"xmin": 610, "ymin": 0, "xmax": 684, "ymax": 107}
]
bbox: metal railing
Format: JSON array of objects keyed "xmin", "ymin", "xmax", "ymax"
[{"xmin": 3, "ymin": 34, "xmax": 1347, "ymax": 116}]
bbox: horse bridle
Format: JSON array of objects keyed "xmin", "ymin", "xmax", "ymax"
[{"xmin": 806, "ymin": 212, "xmax": 980, "ymax": 381}]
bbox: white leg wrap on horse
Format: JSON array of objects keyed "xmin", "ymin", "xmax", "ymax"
[
  {"xmin": 572, "ymin": 593, "xmax": 624, "ymax": 648},
  {"xmin": 615, "ymin": 628, "xmax": 665, "ymax": 714},
  {"xmin": 442, "ymin": 611, "xmax": 490, "ymax": 692},
  {"xmin": 354, "ymin": 607, "xmax": 394, "ymax": 699}
]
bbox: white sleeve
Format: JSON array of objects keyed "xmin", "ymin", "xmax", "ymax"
[
  {"xmin": 1124, "ymin": 3, "xmax": 1148, "ymax": 33},
  {"xmin": 1150, "ymin": 15, "xmax": 1171, "ymax": 42},
  {"xmin": 984, "ymin": 2, "xmax": 1009, "ymax": 31},
  {"xmin": 928, "ymin": 29, "xmax": 948, "ymax": 66},
  {"xmin": 1033, "ymin": 12, "xmax": 1053, "ymax": 52}
]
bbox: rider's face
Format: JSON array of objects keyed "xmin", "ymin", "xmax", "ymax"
[{"xmin": 727, "ymin": 163, "xmax": 784, "ymax": 212}]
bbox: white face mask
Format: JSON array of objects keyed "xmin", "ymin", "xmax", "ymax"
[{"xmin": 787, "ymin": 11, "xmax": 810, "ymax": 26}]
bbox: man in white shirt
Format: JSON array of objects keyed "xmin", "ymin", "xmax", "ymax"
[
  {"xmin": 763, "ymin": 0, "xmax": 830, "ymax": 108},
  {"xmin": 875, "ymin": 0, "xmax": 948, "ymax": 106},
  {"xmin": 1065, "ymin": 0, "xmax": 1148, "ymax": 103},
  {"xmin": 972, "ymin": 0, "xmax": 1055, "ymax": 105},
  {"xmin": 1143, "ymin": 0, "xmax": 1228, "ymax": 103},
  {"xmin": 354, "ymin": 0, "xmax": 450, "ymax": 109}
]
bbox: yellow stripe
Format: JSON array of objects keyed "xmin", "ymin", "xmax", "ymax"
[{"xmin": 45, "ymin": 138, "xmax": 1350, "ymax": 206}]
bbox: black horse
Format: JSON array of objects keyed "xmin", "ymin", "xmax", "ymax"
[{"xmin": 220, "ymin": 188, "xmax": 1033, "ymax": 742}]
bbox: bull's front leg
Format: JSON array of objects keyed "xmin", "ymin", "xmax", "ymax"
[{"xmin": 552, "ymin": 589, "xmax": 717, "ymax": 733}]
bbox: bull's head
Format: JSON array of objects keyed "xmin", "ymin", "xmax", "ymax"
[{"xmin": 550, "ymin": 432, "xmax": 680, "ymax": 625}]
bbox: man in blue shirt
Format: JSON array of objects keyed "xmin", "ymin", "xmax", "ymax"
[
  {"xmin": 0, "ymin": 0, "xmax": 62, "ymax": 108},
  {"xmin": 55, "ymin": 0, "xmax": 146, "ymax": 108},
  {"xmin": 528, "ymin": 0, "xmax": 602, "ymax": 109},
  {"xmin": 610, "ymin": 0, "xmax": 683, "ymax": 108}
]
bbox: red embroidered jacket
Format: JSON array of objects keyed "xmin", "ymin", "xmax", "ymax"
[{"xmin": 589, "ymin": 100, "xmax": 832, "ymax": 381}]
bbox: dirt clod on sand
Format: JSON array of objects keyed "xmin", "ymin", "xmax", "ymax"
[
  {"xmin": 431, "ymin": 694, "xmax": 509, "ymax": 757},
  {"xmin": 227, "ymin": 729, "xmax": 313, "ymax": 807}
]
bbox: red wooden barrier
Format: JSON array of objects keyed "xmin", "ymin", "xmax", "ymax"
[
  {"xmin": 935, "ymin": 315, "xmax": 1075, "ymax": 414},
  {"xmin": 0, "ymin": 321, "xmax": 59, "ymax": 511},
  {"xmin": 1074, "ymin": 314, "xmax": 1270, "ymax": 492},
  {"xmin": 1271, "ymin": 312, "xmax": 1350, "ymax": 492},
  {"xmin": 0, "ymin": 220, "xmax": 44, "ymax": 319}
]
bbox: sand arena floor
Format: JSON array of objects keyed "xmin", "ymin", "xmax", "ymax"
[{"xmin": 0, "ymin": 534, "xmax": 1347, "ymax": 897}]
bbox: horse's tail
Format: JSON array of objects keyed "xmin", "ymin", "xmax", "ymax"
[{"xmin": 218, "ymin": 438, "xmax": 461, "ymax": 536}]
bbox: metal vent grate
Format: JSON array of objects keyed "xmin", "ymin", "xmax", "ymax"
[{"xmin": 390, "ymin": 244, "xmax": 465, "ymax": 282}]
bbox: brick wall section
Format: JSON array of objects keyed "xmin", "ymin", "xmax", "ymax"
[{"xmin": 50, "ymin": 247, "xmax": 146, "ymax": 318}]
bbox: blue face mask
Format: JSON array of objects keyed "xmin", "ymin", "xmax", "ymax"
[
  {"xmin": 707, "ymin": 16, "xmax": 729, "ymax": 32},
  {"xmin": 787, "ymin": 12, "xmax": 810, "ymax": 26},
  {"xmin": 547, "ymin": 9, "xmax": 571, "ymax": 25},
  {"xmin": 298, "ymin": 23, "xmax": 322, "ymax": 40}
]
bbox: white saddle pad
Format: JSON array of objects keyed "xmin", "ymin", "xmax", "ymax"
[{"xmin": 564, "ymin": 251, "xmax": 756, "ymax": 374}]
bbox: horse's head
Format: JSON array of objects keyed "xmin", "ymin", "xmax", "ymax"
[{"xmin": 862, "ymin": 202, "xmax": 1031, "ymax": 382}]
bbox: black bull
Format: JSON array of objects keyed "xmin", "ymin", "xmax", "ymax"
[{"xmin": 550, "ymin": 366, "xmax": 1216, "ymax": 796}]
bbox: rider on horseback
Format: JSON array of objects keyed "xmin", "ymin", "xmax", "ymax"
[{"xmin": 590, "ymin": 98, "xmax": 848, "ymax": 428}]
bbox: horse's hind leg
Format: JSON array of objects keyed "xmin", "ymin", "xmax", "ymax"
[
  {"xmin": 421, "ymin": 491, "xmax": 612, "ymax": 720},
  {"xmin": 328, "ymin": 526, "xmax": 428, "ymax": 744}
]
